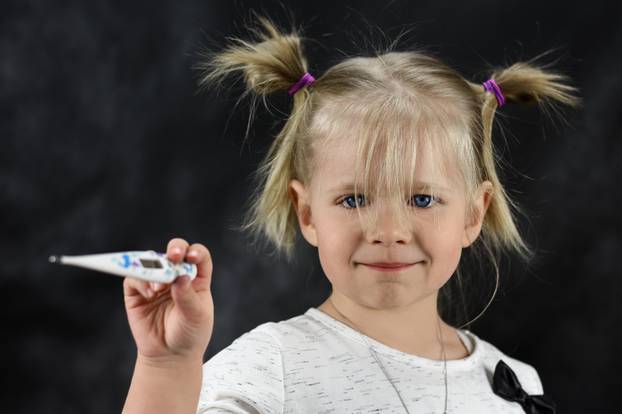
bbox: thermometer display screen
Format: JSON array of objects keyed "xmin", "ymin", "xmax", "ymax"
[{"xmin": 139, "ymin": 258, "xmax": 163, "ymax": 269}]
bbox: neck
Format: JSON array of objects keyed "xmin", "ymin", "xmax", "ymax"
[{"xmin": 317, "ymin": 290, "xmax": 469, "ymax": 361}]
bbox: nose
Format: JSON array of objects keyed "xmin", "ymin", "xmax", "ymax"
[{"xmin": 364, "ymin": 204, "xmax": 413, "ymax": 245}]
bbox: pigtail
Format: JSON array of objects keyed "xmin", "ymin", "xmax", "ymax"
[
  {"xmin": 469, "ymin": 57, "xmax": 581, "ymax": 262},
  {"xmin": 195, "ymin": 13, "xmax": 311, "ymax": 95},
  {"xmin": 193, "ymin": 13, "xmax": 315, "ymax": 261}
]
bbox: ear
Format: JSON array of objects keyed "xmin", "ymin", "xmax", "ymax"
[
  {"xmin": 288, "ymin": 179, "xmax": 318, "ymax": 247},
  {"xmin": 462, "ymin": 180, "xmax": 493, "ymax": 248}
]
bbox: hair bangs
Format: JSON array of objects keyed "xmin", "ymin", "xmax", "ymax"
[{"xmin": 310, "ymin": 92, "xmax": 472, "ymax": 233}]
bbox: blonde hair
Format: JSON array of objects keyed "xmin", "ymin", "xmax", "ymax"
[{"xmin": 194, "ymin": 13, "xmax": 581, "ymax": 328}]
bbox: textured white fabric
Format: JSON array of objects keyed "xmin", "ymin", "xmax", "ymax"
[{"xmin": 197, "ymin": 307, "xmax": 544, "ymax": 413}]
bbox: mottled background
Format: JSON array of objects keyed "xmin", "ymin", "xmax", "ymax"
[{"xmin": 2, "ymin": 0, "xmax": 620, "ymax": 412}]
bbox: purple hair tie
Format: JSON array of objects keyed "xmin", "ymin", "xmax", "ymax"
[
  {"xmin": 482, "ymin": 78, "xmax": 506, "ymax": 107},
  {"xmin": 288, "ymin": 72, "xmax": 315, "ymax": 96}
]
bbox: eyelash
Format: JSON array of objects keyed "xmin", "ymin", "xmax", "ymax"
[{"xmin": 338, "ymin": 194, "xmax": 442, "ymax": 210}]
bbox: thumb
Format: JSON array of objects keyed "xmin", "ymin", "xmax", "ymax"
[{"xmin": 170, "ymin": 276, "xmax": 202, "ymax": 319}]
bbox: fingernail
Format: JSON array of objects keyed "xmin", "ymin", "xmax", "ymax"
[
  {"xmin": 187, "ymin": 250, "xmax": 198, "ymax": 258},
  {"xmin": 172, "ymin": 247, "xmax": 181, "ymax": 255}
]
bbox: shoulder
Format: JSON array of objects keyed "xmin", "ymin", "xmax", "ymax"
[
  {"xmin": 230, "ymin": 310, "xmax": 336, "ymax": 350},
  {"xmin": 465, "ymin": 329, "xmax": 545, "ymax": 395},
  {"xmin": 198, "ymin": 322, "xmax": 285, "ymax": 414},
  {"xmin": 198, "ymin": 312, "xmax": 317, "ymax": 414},
  {"xmin": 206, "ymin": 321, "xmax": 284, "ymax": 362},
  {"xmin": 203, "ymin": 309, "xmax": 330, "ymax": 366}
]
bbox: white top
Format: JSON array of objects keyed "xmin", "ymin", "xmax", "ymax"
[{"xmin": 197, "ymin": 307, "xmax": 544, "ymax": 413}]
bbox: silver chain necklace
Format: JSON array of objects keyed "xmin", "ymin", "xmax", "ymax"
[{"xmin": 327, "ymin": 299, "xmax": 449, "ymax": 414}]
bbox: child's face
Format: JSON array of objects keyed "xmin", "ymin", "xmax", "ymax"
[{"xmin": 288, "ymin": 136, "xmax": 491, "ymax": 309}]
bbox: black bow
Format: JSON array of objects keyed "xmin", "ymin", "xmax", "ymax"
[{"xmin": 492, "ymin": 359, "xmax": 557, "ymax": 414}]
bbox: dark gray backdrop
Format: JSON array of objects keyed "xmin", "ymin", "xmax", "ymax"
[{"xmin": 2, "ymin": 0, "xmax": 620, "ymax": 412}]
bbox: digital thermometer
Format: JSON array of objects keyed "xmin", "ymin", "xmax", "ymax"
[{"xmin": 48, "ymin": 250, "xmax": 197, "ymax": 284}]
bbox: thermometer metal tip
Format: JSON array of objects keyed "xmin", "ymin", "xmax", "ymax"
[{"xmin": 49, "ymin": 255, "xmax": 61, "ymax": 264}]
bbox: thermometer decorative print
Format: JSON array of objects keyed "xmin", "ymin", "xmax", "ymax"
[{"xmin": 48, "ymin": 250, "xmax": 198, "ymax": 284}]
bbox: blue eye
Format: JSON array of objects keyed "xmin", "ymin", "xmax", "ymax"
[
  {"xmin": 341, "ymin": 194, "xmax": 367, "ymax": 209},
  {"xmin": 339, "ymin": 194, "xmax": 439, "ymax": 210},
  {"xmin": 410, "ymin": 194, "xmax": 438, "ymax": 208}
]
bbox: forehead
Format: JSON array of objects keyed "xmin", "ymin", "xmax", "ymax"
[
  {"xmin": 311, "ymin": 133, "xmax": 462, "ymax": 194},
  {"xmin": 306, "ymin": 91, "xmax": 470, "ymax": 196}
]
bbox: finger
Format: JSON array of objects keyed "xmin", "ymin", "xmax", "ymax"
[
  {"xmin": 167, "ymin": 237, "xmax": 190, "ymax": 263},
  {"xmin": 184, "ymin": 243, "xmax": 213, "ymax": 291},
  {"xmin": 149, "ymin": 282, "xmax": 165, "ymax": 292},
  {"xmin": 170, "ymin": 275, "xmax": 203, "ymax": 320},
  {"xmin": 124, "ymin": 276, "xmax": 155, "ymax": 299}
]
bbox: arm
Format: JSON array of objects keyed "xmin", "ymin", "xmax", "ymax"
[
  {"xmin": 123, "ymin": 355, "xmax": 203, "ymax": 414},
  {"xmin": 121, "ymin": 239, "xmax": 214, "ymax": 414}
]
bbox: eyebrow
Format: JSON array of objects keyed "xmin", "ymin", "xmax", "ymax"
[{"xmin": 330, "ymin": 181, "xmax": 452, "ymax": 192}]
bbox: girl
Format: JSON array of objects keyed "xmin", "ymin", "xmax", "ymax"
[{"xmin": 122, "ymin": 13, "xmax": 580, "ymax": 414}]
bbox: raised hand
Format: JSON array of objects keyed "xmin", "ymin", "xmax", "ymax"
[{"xmin": 123, "ymin": 238, "xmax": 214, "ymax": 363}]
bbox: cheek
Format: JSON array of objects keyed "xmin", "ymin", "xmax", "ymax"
[
  {"xmin": 317, "ymin": 223, "xmax": 354, "ymax": 262},
  {"xmin": 315, "ymin": 215, "xmax": 359, "ymax": 280},
  {"xmin": 316, "ymin": 208, "xmax": 358, "ymax": 245},
  {"xmin": 419, "ymin": 215, "xmax": 465, "ymax": 278}
]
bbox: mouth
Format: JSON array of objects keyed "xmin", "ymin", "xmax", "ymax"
[{"xmin": 361, "ymin": 262, "xmax": 420, "ymax": 272}]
